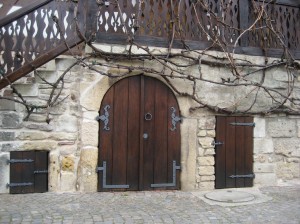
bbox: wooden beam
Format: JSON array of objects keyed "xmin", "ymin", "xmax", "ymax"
[
  {"xmin": 0, "ymin": 36, "xmax": 84, "ymax": 90},
  {"xmin": 0, "ymin": 0, "xmax": 52, "ymax": 28}
]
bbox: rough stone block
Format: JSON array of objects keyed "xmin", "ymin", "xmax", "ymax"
[
  {"xmin": 198, "ymin": 117, "xmax": 216, "ymax": 130},
  {"xmin": 254, "ymin": 173, "xmax": 277, "ymax": 186},
  {"xmin": 0, "ymin": 132, "xmax": 15, "ymax": 141},
  {"xmin": 197, "ymin": 147, "xmax": 205, "ymax": 156},
  {"xmin": 254, "ymin": 163, "xmax": 275, "ymax": 173},
  {"xmin": 254, "ymin": 117, "xmax": 266, "ymax": 138},
  {"xmin": 0, "ymin": 152, "xmax": 10, "ymax": 193},
  {"xmin": 197, "ymin": 130, "xmax": 206, "ymax": 137},
  {"xmin": 0, "ymin": 99, "xmax": 15, "ymax": 111},
  {"xmin": 197, "ymin": 157, "xmax": 215, "ymax": 166},
  {"xmin": 49, "ymin": 132, "xmax": 78, "ymax": 141},
  {"xmin": 254, "ymin": 138, "xmax": 274, "ymax": 154},
  {"xmin": 81, "ymin": 120, "xmax": 99, "ymax": 147},
  {"xmin": 37, "ymin": 60, "xmax": 56, "ymax": 71},
  {"xmin": 55, "ymin": 58, "xmax": 77, "ymax": 71},
  {"xmin": 60, "ymin": 172, "xmax": 76, "ymax": 192},
  {"xmin": 204, "ymin": 148, "xmax": 215, "ymax": 155},
  {"xmin": 198, "ymin": 166, "xmax": 214, "ymax": 175},
  {"xmin": 276, "ymin": 162, "xmax": 300, "ymax": 179},
  {"xmin": 19, "ymin": 141, "xmax": 57, "ymax": 151},
  {"xmin": 13, "ymin": 84, "xmax": 38, "ymax": 97},
  {"xmin": 198, "ymin": 181, "xmax": 214, "ymax": 190},
  {"xmin": 76, "ymin": 147, "xmax": 98, "ymax": 192},
  {"xmin": 267, "ymin": 118, "xmax": 296, "ymax": 137},
  {"xmin": 48, "ymin": 151, "xmax": 60, "ymax": 192},
  {"xmin": 180, "ymin": 118, "xmax": 198, "ymax": 191},
  {"xmin": 0, "ymin": 112, "xmax": 22, "ymax": 129},
  {"xmin": 61, "ymin": 156, "xmax": 75, "ymax": 172},
  {"xmin": 206, "ymin": 130, "xmax": 216, "ymax": 138},
  {"xmin": 17, "ymin": 131, "xmax": 48, "ymax": 140},
  {"xmin": 23, "ymin": 122, "xmax": 54, "ymax": 132},
  {"xmin": 198, "ymin": 137, "xmax": 214, "ymax": 149},
  {"xmin": 55, "ymin": 115, "xmax": 78, "ymax": 132},
  {"xmin": 200, "ymin": 175, "xmax": 215, "ymax": 181},
  {"xmin": 274, "ymin": 138, "xmax": 300, "ymax": 157},
  {"xmin": 0, "ymin": 143, "xmax": 19, "ymax": 152}
]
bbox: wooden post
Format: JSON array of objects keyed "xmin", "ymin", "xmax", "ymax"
[{"xmin": 239, "ymin": 0, "xmax": 250, "ymax": 47}]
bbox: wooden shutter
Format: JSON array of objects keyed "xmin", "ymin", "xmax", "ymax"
[{"xmin": 9, "ymin": 151, "xmax": 48, "ymax": 194}]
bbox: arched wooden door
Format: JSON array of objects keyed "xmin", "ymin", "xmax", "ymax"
[{"xmin": 97, "ymin": 75, "xmax": 181, "ymax": 191}]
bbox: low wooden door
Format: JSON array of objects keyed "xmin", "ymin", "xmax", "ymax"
[
  {"xmin": 9, "ymin": 151, "xmax": 48, "ymax": 194},
  {"xmin": 215, "ymin": 116, "xmax": 254, "ymax": 189},
  {"xmin": 97, "ymin": 75, "xmax": 181, "ymax": 191}
]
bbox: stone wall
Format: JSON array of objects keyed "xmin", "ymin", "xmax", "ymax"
[{"xmin": 0, "ymin": 43, "xmax": 299, "ymax": 193}]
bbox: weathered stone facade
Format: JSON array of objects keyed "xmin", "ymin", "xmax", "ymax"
[{"xmin": 0, "ymin": 44, "xmax": 299, "ymax": 193}]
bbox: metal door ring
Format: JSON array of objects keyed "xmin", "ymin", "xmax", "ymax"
[{"xmin": 145, "ymin": 113, "xmax": 152, "ymax": 121}]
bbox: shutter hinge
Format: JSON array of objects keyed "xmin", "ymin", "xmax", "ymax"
[
  {"xmin": 7, "ymin": 159, "xmax": 34, "ymax": 164},
  {"xmin": 230, "ymin": 122, "xmax": 255, "ymax": 127}
]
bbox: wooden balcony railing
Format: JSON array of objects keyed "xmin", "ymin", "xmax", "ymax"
[
  {"xmin": 87, "ymin": 0, "xmax": 300, "ymax": 58},
  {"xmin": 0, "ymin": 0, "xmax": 85, "ymax": 89},
  {"xmin": 0, "ymin": 0, "xmax": 299, "ymax": 89}
]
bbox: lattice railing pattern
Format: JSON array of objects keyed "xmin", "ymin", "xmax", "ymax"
[
  {"xmin": 94, "ymin": 0, "xmax": 299, "ymax": 53},
  {"xmin": 248, "ymin": 1, "xmax": 300, "ymax": 50},
  {"xmin": 0, "ymin": 1, "xmax": 78, "ymax": 77},
  {"xmin": 96, "ymin": 0, "xmax": 240, "ymax": 44}
]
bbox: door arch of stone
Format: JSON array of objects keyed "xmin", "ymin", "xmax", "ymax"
[{"xmin": 97, "ymin": 75, "xmax": 181, "ymax": 191}]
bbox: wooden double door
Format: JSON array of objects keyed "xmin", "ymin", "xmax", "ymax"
[{"xmin": 97, "ymin": 75, "xmax": 181, "ymax": 191}]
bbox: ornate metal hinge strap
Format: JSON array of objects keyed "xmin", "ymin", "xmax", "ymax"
[
  {"xmin": 170, "ymin": 107, "xmax": 181, "ymax": 131},
  {"xmin": 96, "ymin": 161, "xmax": 129, "ymax": 189},
  {"xmin": 96, "ymin": 105, "xmax": 110, "ymax": 131},
  {"xmin": 229, "ymin": 174, "xmax": 255, "ymax": 179},
  {"xmin": 151, "ymin": 161, "xmax": 181, "ymax": 188}
]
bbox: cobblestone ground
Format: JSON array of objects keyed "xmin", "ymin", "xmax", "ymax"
[{"xmin": 0, "ymin": 185, "xmax": 299, "ymax": 224}]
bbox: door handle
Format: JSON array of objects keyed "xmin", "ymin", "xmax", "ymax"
[{"xmin": 143, "ymin": 133, "xmax": 148, "ymax": 139}]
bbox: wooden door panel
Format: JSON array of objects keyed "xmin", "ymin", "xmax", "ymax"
[
  {"xmin": 10, "ymin": 151, "xmax": 48, "ymax": 194},
  {"xmin": 235, "ymin": 117, "xmax": 246, "ymax": 188},
  {"xmin": 127, "ymin": 76, "xmax": 141, "ymax": 190},
  {"xmin": 153, "ymin": 80, "xmax": 168, "ymax": 188},
  {"xmin": 112, "ymin": 78, "xmax": 129, "ymax": 187},
  {"xmin": 225, "ymin": 117, "xmax": 236, "ymax": 188},
  {"xmin": 142, "ymin": 76, "xmax": 156, "ymax": 190},
  {"xmin": 215, "ymin": 116, "xmax": 254, "ymax": 189},
  {"xmin": 98, "ymin": 75, "xmax": 181, "ymax": 191},
  {"xmin": 98, "ymin": 86, "xmax": 114, "ymax": 190},
  {"xmin": 34, "ymin": 151, "xmax": 48, "ymax": 193},
  {"xmin": 215, "ymin": 116, "xmax": 226, "ymax": 189},
  {"xmin": 167, "ymin": 90, "xmax": 181, "ymax": 189},
  {"xmin": 244, "ymin": 117, "xmax": 254, "ymax": 187}
]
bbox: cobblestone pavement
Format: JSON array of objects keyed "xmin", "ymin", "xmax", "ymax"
[{"xmin": 0, "ymin": 185, "xmax": 299, "ymax": 224}]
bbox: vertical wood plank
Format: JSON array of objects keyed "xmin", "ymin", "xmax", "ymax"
[
  {"xmin": 235, "ymin": 117, "xmax": 246, "ymax": 187},
  {"xmin": 153, "ymin": 80, "xmax": 168, "ymax": 189},
  {"xmin": 22, "ymin": 151, "xmax": 35, "ymax": 193},
  {"xmin": 98, "ymin": 86, "xmax": 114, "ymax": 191},
  {"xmin": 244, "ymin": 116, "xmax": 254, "ymax": 187},
  {"xmin": 215, "ymin": 116, "xmax": 227, "ymax": 189},
  {"xmin": 142, "ymin": 76, "xmax": 156, "ymax": 190},
  {"xmin": 167, "ymin": 90, "xmax": 181, "ymax": 190},
  {"xmin": 225, "ymin": 117, "xmax": 236, "ymax": 188},
  {"xmin": 112, "ymin": 78, "xmax": 129, "ymax": 187},
  {"xmin": 139, "ymin": 75, "xmax": 145, "ymax": 190},
  {"xmin": 9, "ymin": 151, "xmax": 23, "ymax": 194},
  {"xmin": 127, "ymin": 76, "xmax": 141, "ymax": 190},
  {"xmin": 34, "ymin": 151, "xmax": 48, "ymax": 193},
  {"xmin": 239, "ymin": 0, "xmax": 250, "ymax": 47}
]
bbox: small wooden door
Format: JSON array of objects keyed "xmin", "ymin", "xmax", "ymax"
[
  {"xmin": 9, "ymin": 151, "xmax": 48, "ymax": 194},
  {"xmin": 215, "ymin": 116, "xmax": 254, "ymax": 189},
  {"xmin": 97, "ymin": 75, "xmax": 181, "ymax": 191}
]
